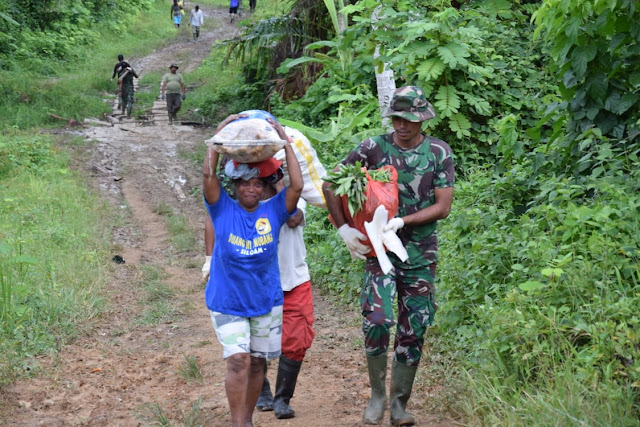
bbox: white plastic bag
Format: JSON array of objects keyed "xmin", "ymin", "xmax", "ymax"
[{"xmin": 207, "ymin": 110, "xmax": 286, "ymax": 163}]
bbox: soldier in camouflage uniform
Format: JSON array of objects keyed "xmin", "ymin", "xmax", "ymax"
[
  {"xmin": 322, "ymin": 86, "xmax": 455, "ymax": 426},
  {"xmin": 118, "ymin": 66, "xmax": 139, "ymax": 118}
]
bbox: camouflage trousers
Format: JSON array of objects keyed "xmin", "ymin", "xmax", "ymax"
[
  {"xmin": 121, "ymin": 84, "xmax": 134, "ymax": 115},
  {"xmin": 360, "ymin": 258, "xmax": 438, "ymax": 367}
]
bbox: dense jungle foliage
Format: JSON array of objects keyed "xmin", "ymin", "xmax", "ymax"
[{"xmin": 1, "ymin": 0, "xmax": 639, "ymax": 424}]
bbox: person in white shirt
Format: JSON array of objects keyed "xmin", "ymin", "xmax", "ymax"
[{"xmin": 189, "ymin": 5, "xmax": 204, "ymax": 42}]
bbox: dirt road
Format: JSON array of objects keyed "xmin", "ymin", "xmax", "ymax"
[{"xmin": 1, "ymin": 5, "xmax": 453, "ymax": 426}]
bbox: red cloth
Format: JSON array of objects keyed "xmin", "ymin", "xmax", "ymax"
[
  {"xmin": 233, "ymin": 157, "xmax": 282, "ymax": 178},
  {"xmin": 281, "ymin": 281, "xmax": 315, "ymax": 361}
]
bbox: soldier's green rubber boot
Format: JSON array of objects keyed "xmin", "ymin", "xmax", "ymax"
[
  {"xmin": 363, "ymin": 353, "xmax": 387, "ymax": 424},
  {"xmin": 389, "ymin": 360, "xmax": 417, "ymax": 426}
]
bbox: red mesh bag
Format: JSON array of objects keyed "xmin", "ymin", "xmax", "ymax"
[{"xmin": 330, "ymin": 165, "xmax": 398, "ymax": 257}]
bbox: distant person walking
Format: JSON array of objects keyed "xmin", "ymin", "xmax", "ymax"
[
  {"xmin": 118, "ymin": 65, "xmax": 139, "ymax": 118},
  {"xmin": 249, "ymin": 0, "xmax": 256, "ymax": 13},
  {"xmin": 111, "ymin": 53, "xmax": 131, "ymax": 114},
  {"xmin": 171, "ymin": 0, "xmax": 183, "ymax": 28},
  {"xmin": 111, "ymin": 54, "xmax": 130, "ymax": 80},
  {"xmin": 189, "ymin": 5, "xmax": 204, "ymax": 42},
  {"xmin": 229, "ymin": 0, "xmax": 239, "ymax": 23},
  {"xmin": 160, "ymin": 63, "xmax": 186, "ymax": 125}
]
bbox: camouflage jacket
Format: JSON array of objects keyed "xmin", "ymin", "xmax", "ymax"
[{"xmin": 342, "ymin": 132, "xmax": 454, "ymax": 267}]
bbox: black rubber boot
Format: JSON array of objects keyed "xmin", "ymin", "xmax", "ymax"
[
  {"xmin": 363, "ymin": 353, "xmax": 387, "ymax": 424},
  {"xmin": 272, "ymin": 355, "xmax": 302, "ymax": 419},
  {"xmin": 256, "ymin": 363, "xmax": 273, "ymax": 411},
  {"xmin": 389, "ymin": 360, "xmax": 417, "ymax": 426}
]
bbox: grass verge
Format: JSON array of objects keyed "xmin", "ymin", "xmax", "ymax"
[{"xmin": 0, "ymin": 131, "xmax": 111, "ymax": 386}]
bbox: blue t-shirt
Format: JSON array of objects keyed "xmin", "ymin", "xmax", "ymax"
[{"xmin": 205, "ymin": 187, "xmax": 293, "ymax": 317}]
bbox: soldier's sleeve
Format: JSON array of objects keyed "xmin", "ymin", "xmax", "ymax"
[
  {"xmin": 433, "ymin": 140, "xmax": 455, "ymax": 189},
  {"xmin": 341, "ymin": 138, "xmax": 375, "ymax": 168}
]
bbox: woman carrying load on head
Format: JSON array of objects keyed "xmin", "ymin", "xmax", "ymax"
[{"xmin": 202, "ymin": 113, "xmax": 303, "ymax": 427}]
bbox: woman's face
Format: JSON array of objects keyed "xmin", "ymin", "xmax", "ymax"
[{"xmin": 235, "ymin": 178, "xmax": 266, "ymax": 211}]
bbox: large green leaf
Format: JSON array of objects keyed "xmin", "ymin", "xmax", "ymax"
[
  {"xmin": 585, "ymin": 74, "xmax": 608, "ymax": 103},
  {"xmin": 518, "ymin": 281, "xmax": 547, "ymax": 292},
  {"xmin": 416, "ymin": 58, "xmax": 446, "ymax": 81},
  {"xmin": 571, "ymin": 45, "xmax": 598, "ymax": 78},
  {"xmin": 436, "ymin": 42, "xmax": 469, "ymax": 69},
  {"xmin": 0, "ymin": 12, "xmax": 19, "ymax": 26},
  {"xmin": 462, "ymin": 92, "xmax": 492, "ymax": 116},
  {"xmin": 611, "ymin": 93, "xmax": 640, "ymax": 115},
  {"xmin": 448, "ymin": 113, "xmax": 471, "ymax": 138},
  {"xmin": 278, "ymin": 119, "xmax": 331, "ymax": 143},
  {"xmin": 434, "ymin": 85, "xmax": 460, "ymax": 118},
  {"xmin": 277, "ymin": 56, "xmax": 331, "ymax": 73},
  {"xmin": 306, "ymin": 40, "xmax": 338, "ymax": 50}
]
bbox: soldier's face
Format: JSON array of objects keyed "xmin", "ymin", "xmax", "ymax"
[{"xmin": 391, "ymin": 116, "xmax": 422, "ymax": 145}]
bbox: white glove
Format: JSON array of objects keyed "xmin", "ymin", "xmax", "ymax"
[
  {"xmin": 383, "ymin": 217, "xmax": 404, "ymax": 233},
  {"xmin": 201, "ymin": 256, "xmax": 212, "ymax": 280},
  {"xmin": 337, "ymin": 224, "xmax": 370, "ymax": 260}
]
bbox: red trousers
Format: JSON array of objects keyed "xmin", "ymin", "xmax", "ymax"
[{"xmin": 281, "ymin": 281, "xmax": 315, "ymax": 361}]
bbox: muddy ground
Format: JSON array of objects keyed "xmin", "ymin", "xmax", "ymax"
[{"xmin": 0, "ymin": 4, "xmax": 455, "ymax": 426}]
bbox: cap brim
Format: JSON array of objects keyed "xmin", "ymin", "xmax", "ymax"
[
  {"xmin": 384, "ymin": 111, "xmax": 424, "ymax": 123},
  {"xmin": 383, "ymin": 108, "xmax": 435, "ymax": 122}
]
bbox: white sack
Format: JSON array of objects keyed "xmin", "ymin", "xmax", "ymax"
[
  {"xmin": 207, "ymin": 110, "xmax": 286, "ymax": 163},
  {"xmin": 274, "ymin": 126, "xmax": 328, "ymax": 208}
]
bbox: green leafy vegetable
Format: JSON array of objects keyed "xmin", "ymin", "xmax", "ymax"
[{"xmin": 323, "ymin": 163, "xmax": 390, "ymax": 216}]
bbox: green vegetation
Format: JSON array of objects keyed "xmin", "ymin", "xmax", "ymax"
[
  {"xmin": 178, "ymin": 354, "xmax": 204, "ymax": 382},
  {"xmin": 0, "ymin": 131, "xmax": 110, "ymax": 386},
  {"xmin": 0, "ymin": 0, "xmax": 185, "ymax": 387},
  {"xmin": 137, "ymin": 265, "xmax": 178, "ymax": 326},
  {"xmin": 136, "ymin": 397, "xmax": 207, "ymax": 426},
  {"xmin": 154, "ymin": 203, "xmax": 198, "ymax": 254}
]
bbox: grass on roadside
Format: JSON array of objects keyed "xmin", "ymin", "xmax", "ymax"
[{"xmin": 0, "ymin": 131, "xmax": 111, "ymax": 386}]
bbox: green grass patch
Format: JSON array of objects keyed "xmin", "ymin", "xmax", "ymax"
[
  {"xmin": 178, "ymin": 353, "xmax": 203, "ymax": 382},
  {"xmin": 0, "ymin": 131, "xmax": 111, "ymax": 386},
  {"xmin": 135, "ymin": 264, "xmax": 178, "ymax": 326},
  {"xmin": 167, "ymin": 215, "xmax": 197, "ymax": 253},
  {"xmin": 151, "ymin": 203, "xmax": 197, "ymax": 254},
  {"xmin": 136, "ymin": 397, "xmax": 208, "ymax": 426}
]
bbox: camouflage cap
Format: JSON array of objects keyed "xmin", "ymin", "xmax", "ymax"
[
  {"xmin": 169, "ymin": 63, "xmax": 179, "ymax": 69},
  {"xmin": 383, "ymin": 86, "xmax": 435, "ymax": 122}
]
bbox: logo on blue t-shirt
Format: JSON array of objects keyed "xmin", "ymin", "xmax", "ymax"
[{"xmin": 255, "ymin": 217, "xmax": 272, "ymax": 235}]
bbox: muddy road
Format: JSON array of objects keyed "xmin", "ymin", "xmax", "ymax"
[{"xmin": 1, "ymin": 4, "xmax": 453, "ymax": 426}]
